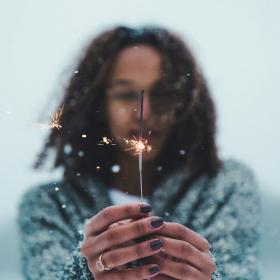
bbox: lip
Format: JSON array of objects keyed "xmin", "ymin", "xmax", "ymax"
[{"xmin": 129, "ymin": 130, "xmax": 160, "ymax": 143}]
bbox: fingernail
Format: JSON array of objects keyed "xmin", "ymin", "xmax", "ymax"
[
  {"xmin": 149, "ymin": 240, "xmax": 163, "ymax": 250},
  {"xmin": 139, "ymin": 204, "xmax": 152, "ymax": 213},
  {"xmin": 148, "ymin": 266, "xmax": 160, "ymax": 275},
  {"xmin": 150, "ymin": 217, "xmax": 163, "ymax": 228}
]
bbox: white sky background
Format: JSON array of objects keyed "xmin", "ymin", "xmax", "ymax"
[{"xmin": 0, "ymin": 1, "xmax": 280, "ymax": 277}]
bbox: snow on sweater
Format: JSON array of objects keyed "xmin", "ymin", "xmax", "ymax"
[{"xmin": 18, "ymin": 159, "xmax": 260, "ymax": 279}]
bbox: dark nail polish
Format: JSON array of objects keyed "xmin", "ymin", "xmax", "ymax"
[
  {"xmin": 149, "ymin": 240, "xmax": 163, "ymax": 250},
  {"xmin": 139, "ymin": 204, "xmax": 152, "ymax": 213},
  {"xmin": 150, "ymin": 217, "xmax": 163, "ymax": 228},
  {"xmin": 149, "ymin": 266, "xmax": 160, "ymax": 275}
]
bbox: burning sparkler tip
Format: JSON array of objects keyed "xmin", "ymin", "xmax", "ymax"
[{"xmin": 123, "ymin": 136, "xmax": 152, "ymax": 155}]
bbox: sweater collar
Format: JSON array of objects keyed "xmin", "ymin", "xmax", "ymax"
[{"xmin": 80, "ymin": 167, "xmax": 193, "ymax": 220}]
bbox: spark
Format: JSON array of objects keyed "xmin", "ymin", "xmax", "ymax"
[
  {"xmin": 46, "ymin": 105, "xmax": 64, "ymax": 130},
  {"xmin": 27, "ymin": 105, "xmax": 64, "ymax": 131},
  {"xmin": 97, "ymin": 136, "xmax": 116, "ymax": 145},
  {"xmin": 123, "ymin": 136, "xmax": 152, "ymax": 155},
  {"xmin": 82, "ymin": 134, "xmax": 87, "ymax": 138},
  {"xmin": 5, "ymin": 107, "xmax": 12, "ymax": 119},
  {"xmin": 96, "ymin": 166, "xmax": 100, "ymax": 169}
]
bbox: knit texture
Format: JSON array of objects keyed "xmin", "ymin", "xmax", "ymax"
[{"xmin": 18, "ymin": 159, "xmax": 260, "ymax": 279}]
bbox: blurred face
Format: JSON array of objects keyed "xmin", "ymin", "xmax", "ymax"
[{"xmin": 105, "ymin": 45, "xmax": 176, "ymax": 162}]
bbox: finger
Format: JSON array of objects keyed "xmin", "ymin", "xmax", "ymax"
[
  {"xmin": 108, "ymin": 219, "xmax": 131, "ymax": 229},
  {"xmin": 85, "ymin": 203, "xmax": 152, "ymax": 236},
  {"xmin": 97, "ymin": 265, "xmax": 160, "ymax": 280},
  {"xmin": 94, "ymin": 216, "xmax": 164, "ymax": 252},
  {"xmin": 157, "ymin": 236, "xmax": 207, "ymax": 270},
  {"xmin": 108, "ymin": 213, "xmax": 152, "ymax": 230},
  {"xmin": 130, "ymin": 209, "xmax": 152, "ymax": 222},
  {"xmin": 153, "ymin": 222, "xmax": 210, "ymax": 252},
  {"xmin": 100, "ymin": 238, "xmax": 163, "ymax": 268},
  {"xmin": 149, "ymin": 256, "xmax": 201, "ymax": 280},
  {"xmin": 155, "ymin": 251, "xmax": 183, "ymax": 262},
  {"xmin": 131, "ymin": 215, "xmax": 151, "ymax": 244},
  {"xmin": 152, "ymin": 274, "xmax": 175, "ymax": 280}
]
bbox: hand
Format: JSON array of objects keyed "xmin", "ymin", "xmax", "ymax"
[
  {"xmin": 81, "ymin": 203, "xmax": 164, "ymax": 280},
  {"xmin": 148, "ymin": 222, "xmax": 216, "ymax": 279}
]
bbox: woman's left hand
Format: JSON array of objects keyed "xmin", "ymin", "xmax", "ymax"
[{"xmin": 148, "ymin": 222, "xmax": 216, "ymax": 280}]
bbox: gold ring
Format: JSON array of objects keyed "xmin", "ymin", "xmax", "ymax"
[{"xmin": 96, "ymin": 252, "xmax": 114, "ymax": 271}]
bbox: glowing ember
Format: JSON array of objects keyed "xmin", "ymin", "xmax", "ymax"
[
  {"xmin": 123, "ymin": 136, "xmax": 152, "ymax": 155},
  {"xmin": 97, "ymin": 136, "xmax": 116, "ymax": 145},
  {"xmin": 28, "ymin": 105, "xmax": 64, "ymax": 131}
]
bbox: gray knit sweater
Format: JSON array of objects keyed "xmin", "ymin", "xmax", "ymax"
[{"xmin": 18, "ymin": 159, "xmax": 260, "ymax": 279}]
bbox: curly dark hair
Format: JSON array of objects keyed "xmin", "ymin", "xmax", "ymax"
[{"xmin": 35, "ymin": 26, "xmax": 222, "ymax": 186}]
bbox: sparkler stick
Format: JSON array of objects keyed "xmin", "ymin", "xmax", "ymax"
[
  {"xmin": 123, "ymin": 89, "xmax": 152, "ymax": 200},
  {"xmin": 134, "ymin": 89, "xmax": 149, "ymax": 267},
  {"xmin": 127, "ymin": 90, "xmax": 149, "ymax": 268},
  {"xmin": 139, "ymin": 89, "xmax": 145, "ymax": 202}
]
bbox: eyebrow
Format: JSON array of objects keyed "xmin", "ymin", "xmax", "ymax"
[
  {"xmin": 109, "ymin": 78, "xmax": 163, "ymax": 88},
  {"xmin": 109, "ymin": 79, "xmax": 134, "ymax": 87}
]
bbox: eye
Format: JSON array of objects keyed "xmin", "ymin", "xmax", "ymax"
[
  {"xmin": 152, "ymin": 90, "xmax": 175, "ymax": 100},
  {"xmin": 113, "ymin": 92, "xmax": 139, "ymax": 101},
  {"xmin": 150, "ymin": 90, "xmax": 181, "ymax": 114}
]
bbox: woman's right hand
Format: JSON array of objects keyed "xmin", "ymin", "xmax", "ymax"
[{"xmin": 81, "ymin": 203, "xmax": 164, "ymax": 280}]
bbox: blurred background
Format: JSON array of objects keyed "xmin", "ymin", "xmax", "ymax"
[{"xmin": 1, "ymin": 0, "xmax": 280, "ymax": 279}]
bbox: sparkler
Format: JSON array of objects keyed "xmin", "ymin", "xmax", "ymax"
[
  {"xmin": 139, "ymin": 89, "xmax": 145, "ymax": 202},
  {"xmin": 123, "ymin": 89, "xmax": 151, "ymax": 202},
  {"xmin": 26, "ymin": 105, "xmax": 64, "ymax": 131}
]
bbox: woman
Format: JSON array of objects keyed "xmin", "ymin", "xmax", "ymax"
[{"xmin": 19, "ymin": 26, "xmax": 260, "ymax": 279}]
